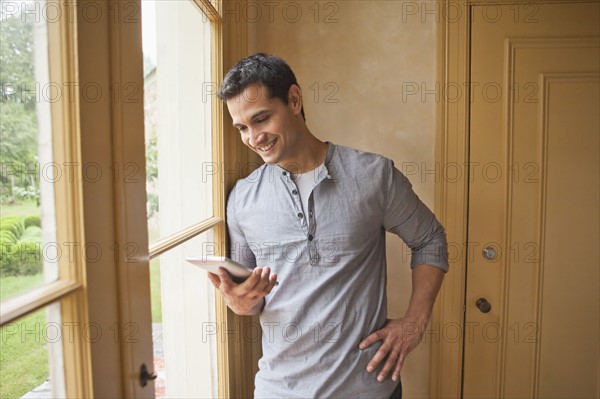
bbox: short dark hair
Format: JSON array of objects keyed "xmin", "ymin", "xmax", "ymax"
[{"xmin": 217, "ymin": 53, "xmax": 305, "ymax": 120}]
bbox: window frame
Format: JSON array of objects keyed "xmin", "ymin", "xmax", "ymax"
[
  {"xmin": 147, "ymin": 0, "xmax": 223, "ymax": 260},
  {"xmin": 0, "ymin": 0, "xmax": 84, "ymax": 327},
  {"xmin": 1, "ymin": 0, "xmax": 260, "ymax": 396},
  {"xmin": 0, "ymin": 1, "xmax": 93, "ymax": 397}
]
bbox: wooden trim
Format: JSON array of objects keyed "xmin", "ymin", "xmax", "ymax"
[
  {"xmin": 430, "ymin": 1, "xmax": 471, "ymax": 397},
  {"xmin": 193, "ymin": 0, "xmax": 222, "ymax": 22},
  {"xmin": 107, "ymin": 1, "xmax": 154, "ymax": 396},
  {"xmin": 50, "ymin": 0, "xmax": 86, "ymax": 287},
  {"xmin": 0, "ymin": 280, "xmax": 79, "ymax": 325},
  {"xmin": 217, "ymin": 1, "xmax": 264, "ymax": 397},
  {"xmin": 49, "ymin": 11, "xmax": 93, "ymax": 397},
  {"xmin": 1, "ymin": 1, "xmax": 94, "ymax": 395},
  {"xmin": 148, "ymin": 217, "xmax": 222, "ymax": 259},
  {"xmin": 75, "ymin": 0, "xmax": 155, "ymax": 396},
  {"xmin": 466, "ymin": 0, "xmax": 592, "ymax": 4},
  {"xmin": 61, "ymin": 291, "xmax": 93, "ymax": 397},
  {"xmin": 211, "ymin": 1, "xmax": 232, "ymax": 397},
  {"xmin": 429, "ymin": 0, "xmax": 590, "ymax": 396}
]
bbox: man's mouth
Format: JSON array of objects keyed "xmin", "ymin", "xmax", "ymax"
[{"xmin": 257, "ymin": 138, "xmax": 277, "ymax": 153}]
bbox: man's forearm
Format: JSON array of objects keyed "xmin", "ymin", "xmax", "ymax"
[{"xmin": 404, "ymin": 264, "xmax": 445, "ymax": 325}]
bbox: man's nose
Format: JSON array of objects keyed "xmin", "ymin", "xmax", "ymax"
[{"xmin": 248, "ymin": 128, "xmax": 265, "ymax": 147}]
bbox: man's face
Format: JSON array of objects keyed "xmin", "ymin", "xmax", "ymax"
[{"xmin": 227, "ymin": 84, "xmax": 302, "ymax": 166}]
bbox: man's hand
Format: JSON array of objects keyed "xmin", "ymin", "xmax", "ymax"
[
  {"xmin": 208, "ymin": 266, "xmax": 278, "ymax": 316},
  {"xmin": 359, "ymin": 317, "xmax": 426, "ymax": 383},
  {"xmin": 359, "ymin": 264, "xmax": 445, "ymax": 382}
]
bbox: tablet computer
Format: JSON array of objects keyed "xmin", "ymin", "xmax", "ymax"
[{"xmin": 186, "ymin": 256, "xmax": 253, "ymax": 281}]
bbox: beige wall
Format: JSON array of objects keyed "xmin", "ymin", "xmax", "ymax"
[{"xmin": 246, "ymin": 1, "xmax": 438, "ymax": 396}]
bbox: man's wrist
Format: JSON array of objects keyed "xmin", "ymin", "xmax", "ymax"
[
  {"xmin": 402, "ymin": 309, "xmax": 432, "ymax": 327},
  {"xmin": 243, "ymin": 297, "xmax": 265, "ymax": 316}
]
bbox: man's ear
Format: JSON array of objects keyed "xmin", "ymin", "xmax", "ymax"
[{"xmin": 288, "ymin": 84, "xmax": 303, "ymax": 116}]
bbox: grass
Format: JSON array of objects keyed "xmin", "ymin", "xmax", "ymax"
[
  {"xmin": 0, "ymin": 202, "xmax": 163, "ymax": 398},
  {"xmin": 0, "ymin": 201, "xmax": 48, "ymax": 397},
  {"xmin": 0, "ymin": 260, "xmax": 162, "ymax": 399},
  {"xmin": 0, "ymin": 200, "xmax": 40, "ymax": 218},
  {"xmin": 0, "ymin": 281, "xmax": 48, "ymax": 399},
  {"xmin": 148, "ymin": 219, "xmax": 163, "ymax": 323},
  {"xmin": 150, "ymin": 257, "xmax": 162, "ymax": 323},
  {"xmin": 0, "ymin": 274, "xmax": 44, "ymax": 301}
]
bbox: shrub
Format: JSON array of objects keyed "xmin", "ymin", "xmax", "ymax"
[
  {"xmin": 0, "ymin": 230, "xmax": 18, "ymax": 243},
  {"xmin": 23, "ymin": 215, "xmax": 41, "ymax": 228},
  {"xmin": 0, "ymin": 216, "xmax": 24, "ymax": 238},
  {"xmin": 0, "ymin": 240, "xmax": 42, "ymax": 276},
  {"xmin": 0, "ymin": 239, "xmax": 19, "ymax": 276},
  {"xmin": 0, "ymin": 216, "xmax": 44, "ymax": 276},
  {"xmin": 15, "ymin": 241, "xmax": 42, "ymax": 275},
  {"xmin": 19, "ymin": 226, "xmax": 42, "ymax": 244}
]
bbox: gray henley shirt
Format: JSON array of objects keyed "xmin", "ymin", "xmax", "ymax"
[{"xmin": 227, "ymin": 142, "xmax": 448, "ymax": 398}]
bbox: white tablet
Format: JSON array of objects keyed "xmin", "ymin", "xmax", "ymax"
[{"xmin": 186, "ymin": 256, "xmax": 253, "ymax": 280}]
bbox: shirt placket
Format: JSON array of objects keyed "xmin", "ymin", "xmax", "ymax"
[
  {"xmin": 279, "ymin": 164, "xmax": 333, "ymax": 266},
  {"xmin": 306, "ymin": 165, "xmax": 333, "ymax": 266},
  {"xmin": 280, "ymin": 170, "xmax": 309, "ymax": 236}
]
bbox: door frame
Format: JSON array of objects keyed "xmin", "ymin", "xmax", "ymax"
[
  {"xmin": 428, "ymin": 0, "xmax": 588, "ymax": 396},
  {"xmin": 430, "ymin": 1, "xmax": 470, "ymax": 396}
]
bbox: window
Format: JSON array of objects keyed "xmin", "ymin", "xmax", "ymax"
[
  {"xmin": 0, "ymin": 1, "xmax": 253, "ymax": 396},
  {"xmin": 142, "ymin": 0, "xmax": 223, "ymax": 397},
  {"xmin": 1, "ymin": 1, "xmax": 90, "ymax": 397}
]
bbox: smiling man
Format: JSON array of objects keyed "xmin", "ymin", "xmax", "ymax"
[{"xmin": 208, "ymin": 53, "xmax": 448, "ymax": 398}]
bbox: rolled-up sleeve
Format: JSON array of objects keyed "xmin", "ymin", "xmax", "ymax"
[{"xmin": 382, "ymin": 160, "xmax": 449, "ymax": 272}]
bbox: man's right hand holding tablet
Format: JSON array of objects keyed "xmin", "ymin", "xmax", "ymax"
[{"xmin": 208, "ymin": 266, "xmax": 278, "ymax": 316}]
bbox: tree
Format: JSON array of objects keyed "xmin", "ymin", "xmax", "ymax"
[{"xmin": 0, "ymin": 10, "xmax": 38, "ymax": 202}]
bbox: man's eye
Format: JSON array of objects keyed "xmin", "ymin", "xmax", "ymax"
[
  {"xmin": 238, "ymin": 126, "xmax": 247, "ymax": 132},
  {"xmin": 256, "ymin": 116, "xmax": 268, "ymax": 123}
]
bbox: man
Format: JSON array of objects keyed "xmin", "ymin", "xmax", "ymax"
[{"xmin": 208, "ymin": 53, "xmax": 448, "ymax": 398}]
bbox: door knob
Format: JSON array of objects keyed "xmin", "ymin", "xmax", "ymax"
[
  {"xmin": 140, "ymin": 363, "xmax": 157, "ymax": 387},
  {"xmin": 482, "ymin": 246, "xmax": 497, "ymax": 260},
  {"xmin": 476, "ymin": 298, "xmax": 492, "ymax": 313}
]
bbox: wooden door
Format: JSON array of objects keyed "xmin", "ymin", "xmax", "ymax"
[{"xmin": 465, "ymin": 2, "xmax": 600, "ymax": 398}]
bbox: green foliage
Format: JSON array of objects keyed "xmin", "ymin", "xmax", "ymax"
[
  {"xmin": 145, "ymin": 134, "xmax": 159, "ymax": 218},
  {"xmin": 0, "ymin": 240, "xmax": 20, "ymax": 276},
  {"xmin": 147, "ymin": 192, "xmax": 159, "ymax": 218},
  {"xmin": 19, "ymin": 226, "xmax": 42, "ymax": 243},
  {"xmin": 0, "ymin": 13, "xmax": 48, "ymax": 397},
  {"xmin": 0, "ymin": 216, "xmax": 42, "ymax": 276},
  {"xmin": 23, "ymin": 215, "xmax": 41, "ymax": 228},
  {"xmin": 0, "ymin": 217, "xmax": 24, "ymax": 238},
  {"xmin": 0, "ymin": 10, "xmax": 36, "ymax": 107},
  {"xmin": 0, "ymin": 230, "xmax": 17, "ymax": 243},
  {"xmin": 0, "ymin": 11, "xmax": 39, "ymax": 204},
  {"xmin": 0, "ymin": 102, "xmax": 37, "ymax": 164},
  {"xmin": 146, "ymin": 134, "xmax": 158, "ymax": 183},
  {"xmin": 150, "ymin": 258, "xmax": 162, "ymax": 323},
  {"xmin": 14, "ymin": 241, "xmax": 42, "ymax": 275}
]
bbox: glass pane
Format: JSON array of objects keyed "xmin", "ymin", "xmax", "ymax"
[
  {"xmin": 0, "ymin": 1, "xmax": 59, "ymax": 299},
  {"xmin": 143, "ymin": 0, "xmax": 214, "ymax": 243},
  {"xmin": 143, "ymin": 2, "xmax": 218, "ymax": 397},
  {"xmin": 150, "ymin": 230, "xmax": 218, "ymax": 398},
  {"xmin": 0, "ymin": 303, "xmax": 65, "ymax": 398}
]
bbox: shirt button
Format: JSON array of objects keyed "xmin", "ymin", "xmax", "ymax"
[
  {"xmin": 308, "ymin": 235, "xmax": 313, "ymax": 241},
  {"xmin": 297, "ymin": 213, "xmax": 303, "ymax": 218},
  {"xmin": 292, "ymin": 189, "xmax": 298, "ymax": 195},
  {"xmin": 282, "ymin": 171, "xmax": 287, "ymax": 176}
]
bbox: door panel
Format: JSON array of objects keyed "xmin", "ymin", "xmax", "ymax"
[{"xmin": 465, "ymin": 3, "xmax": 600, "ymax": 398}]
